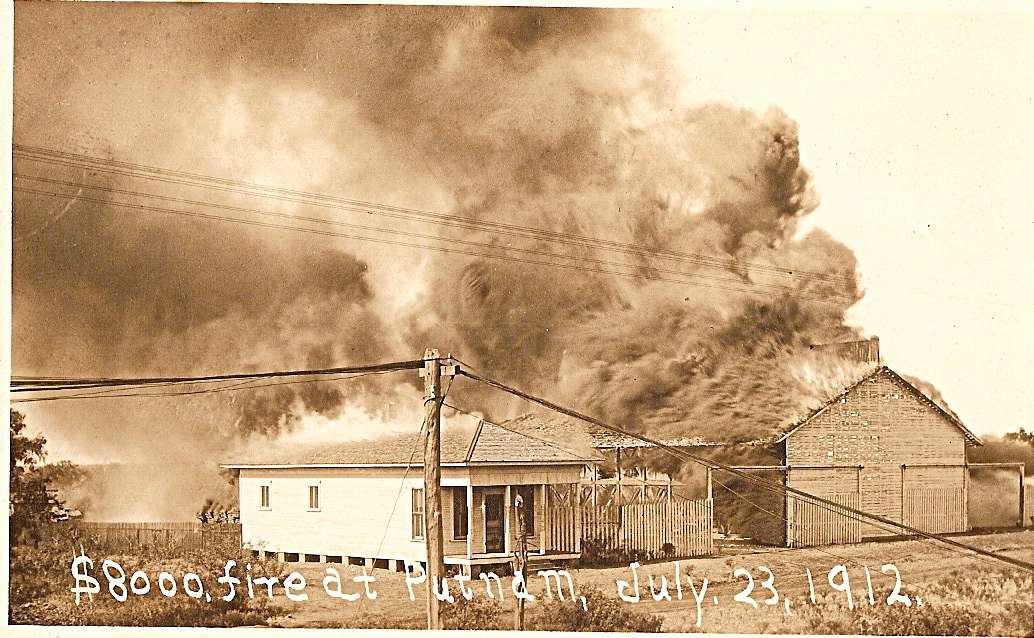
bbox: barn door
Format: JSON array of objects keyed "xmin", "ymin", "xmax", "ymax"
[{"xmin": 901, "ymin": 465, "xmax": 966, "ymax": 533}]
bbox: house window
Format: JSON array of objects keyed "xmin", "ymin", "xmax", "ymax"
[
  {"xmin": 259, "ymin": 485, "xmax": 270, "ymax": 509},
  {"xmin": 308, "ymin": 485, "xmax": 320, "ymax": 511},
  {"xmin": 515, "ymin": 486, "xmax": 535, "ymax": 535},
  {"xmin": 452, "ymin": 488, "xmax": 468, "ymax": 541},
  {"xmin": 411, "ymin": 488, "xmax": 425, "ymax": 540}
]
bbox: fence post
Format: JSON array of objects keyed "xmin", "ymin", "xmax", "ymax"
[{"xmin": 1019, "ymin": 465, "xmax": 1026, "ymax": 528}]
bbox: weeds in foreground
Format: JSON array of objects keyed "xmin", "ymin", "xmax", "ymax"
[{"xmin": 10, "ymin": 527, "xmax": 286, "ymax": 627}]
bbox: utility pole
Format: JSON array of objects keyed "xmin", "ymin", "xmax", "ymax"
[
  {"xmin": 419, "ymin": 349, "xmax": 459, "ymax": 630},
  {"xmin": 513, "ymin": 492, "xmax": 528, "ymax": 631},
  {"xmin": 421, "ymin": 349, "xmax": 444, "ymax": 630}
]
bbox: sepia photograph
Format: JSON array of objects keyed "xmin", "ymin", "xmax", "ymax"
[{"xmin": 5, "ymin": 1, "xmax": 1034, "ymax": 634}]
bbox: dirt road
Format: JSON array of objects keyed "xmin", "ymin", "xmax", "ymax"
[{"xmin": 266, "ymin": 529, "xmax": 1034, "ymax": 630}]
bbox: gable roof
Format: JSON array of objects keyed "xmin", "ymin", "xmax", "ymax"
[
  {"xmin": 221, "ymin": 418, "xmax": 594, "ymax": 469},
  {"xmin": 503, "ymin": 412, "xmax": 647, "ymax": 451},
  {"xmin": 774, "ymin": 365, "xmax": 983, "ymax": 446},
  {"xmin": 502, "ymin": 412, "xmax": 727, "ymax": 451}
]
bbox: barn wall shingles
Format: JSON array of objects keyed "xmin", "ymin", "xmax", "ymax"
[{"xmin": 786, "ymin": 368, "xmax": 966, "ymax": 537}]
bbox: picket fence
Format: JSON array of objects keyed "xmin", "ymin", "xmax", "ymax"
[
  {"xmin": 70, "ymin": 521, "xmax": 242, "ymax": 552},
  {"xmin": 580, "ymin": 497, "xmax": 713, "ymax": 558}
]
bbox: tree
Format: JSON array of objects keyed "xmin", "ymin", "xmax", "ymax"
[
  {"xmin": 10, "ymin": 410, "xmax": 54, "ymax": 544},
  {"xmin": 1004, "ymin": 428, "xmax": 1034, "ymax": 446}
]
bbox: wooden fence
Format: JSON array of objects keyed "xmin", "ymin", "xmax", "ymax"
[
  {"xmin": 580, "ymin": 498, "xmax": 712, "ymax": 558},
  {"xmin": 787, "ymin": 493, "xmax": 861, "ymax": 548},
  {"xmin": 70, "ymin": 522, "xmax": 242, "ymax": 553},
  {"xmin": 903, "ymin": 487, "xmax": 967, "ymax": 534},
  {"xmin": 1025, "ymin": 484, "xmax": 1034, "ymax": 528},
  {"xmin": 547, "ymin": 505, "xmax": 580, "ymax": 553}
]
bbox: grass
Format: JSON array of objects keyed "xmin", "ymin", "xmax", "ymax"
[{"xmin": 10, "ymin": 526, "xmax": 287, "ymax": 627}]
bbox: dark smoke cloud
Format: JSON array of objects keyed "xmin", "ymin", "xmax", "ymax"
[{"xmin": 15, "ymin": 5, "xmax": 868, "ymax": 518}]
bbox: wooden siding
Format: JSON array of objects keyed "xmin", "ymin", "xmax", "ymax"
[
  {"xmin": 239, "ymin": 466, "xmax": 581, "ymax": 562},
  {"xmin": 468, "ymin": 464, "xmax": 583, "ymax": 486},
  {"xmin": 785, "ymin": 369, "xmax": 968, "ymax": 543},
  {"xmin": 580, "ymin": 498, "xmax": 712, "ymax": 558},
  {"xmin": 239, "ymin": 469, "xmax": 433, "ymax": 562}
]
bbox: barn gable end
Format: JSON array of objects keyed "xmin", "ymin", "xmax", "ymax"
[
  {"xmin": 782, "ymin": 366, "xmax": 972, "ymax": 540},
  {"xmin": 784, "ymin": 367, "xmax": 968, "ymax": 468}
]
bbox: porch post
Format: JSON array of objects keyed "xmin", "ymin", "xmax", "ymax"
[
  {"xmin": 504, "ymin": 485, "xmax": 511, "ymax": 555},
  {"xmin": 538, "ymin": 484, "xmax": 546, "ymax": 554},
  {"xmin": 466, "ymin": 484, "xmax": 473, "ymax": 560},
  {"xmin": 573, "ymin": 482, "xmax": 582, "ymax": 553},
  {"xmin": 591, "ymin": 464, "xmax": 598, "ymax": 506}
]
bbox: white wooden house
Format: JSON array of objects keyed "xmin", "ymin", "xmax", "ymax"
[{"xmin": 222, "ymin": 417, "xmax": 594, "ymax": 572}]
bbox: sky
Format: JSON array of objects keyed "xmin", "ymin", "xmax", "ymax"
[{"xmin": 7, "ymin": 3, "xmax": 1034, "ymax": 471}]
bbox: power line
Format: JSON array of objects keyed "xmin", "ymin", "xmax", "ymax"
[
  {"xmin": 10, "ymin": 358, "xmax": 425, "ymax": 393},
  {"xmin": 12, "ymin": 185, "xmax": 848, "ymax": 305},
  {"xmin": 457, "ymin": 367, "xmax": 1034, "ymax": 574},
  {"xmin": 11, "ymin": 370, "xmax": 399, "ymax": 403},
  {"xmin": 12, "ymin": 144, "xmax": 858, "ymax": 287},
  {"xmin": 13, "ymin": 173, "xmax": 848, "ymax": 302},
  {"xmin": 16, "ymin": 184, "xmax": 852, "ymax": 306}
]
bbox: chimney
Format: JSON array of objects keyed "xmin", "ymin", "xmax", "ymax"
[{"xmin": 809, "ymin": 336, "xmax": 880, "ymax": 364}]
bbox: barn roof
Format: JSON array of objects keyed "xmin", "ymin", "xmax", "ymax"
[
  {"xmin": 774, "ymin": 365, "xmax": 983, "ymax": 446},
  {"xmin": 504, "ymin": 365, "xmax": 981, "ymax": 452},
  {"xmin": 221, "ymin": 418, "xmax": 594, "ymax": 468}
]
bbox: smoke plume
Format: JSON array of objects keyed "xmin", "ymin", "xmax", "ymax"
[{"xmin": 15, "ymin": 5, "xmax": 868, "ymax": 518}]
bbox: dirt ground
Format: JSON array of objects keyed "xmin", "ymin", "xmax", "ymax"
[{"xmin": 265, "ymin": 529, "xmax": 1034, "ymax": 630}]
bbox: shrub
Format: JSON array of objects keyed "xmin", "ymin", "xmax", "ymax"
[
  {"xmin": 527, "ymin": 585, "xmax": 662, "ymax": 632},
  {"xmin": 9, "ymin": 525, "xmax": 286, "ymax": 627},
  {"xmin": 800, "ymin": 593, "xmax": 998, "ymax": 636},
  {"xmin": 442, "ymin": 594, "xmax": 509, "ymax": 630},
  {"xmin": 578, "ymin": 537, "xmax": 637, "ymax": 567}
]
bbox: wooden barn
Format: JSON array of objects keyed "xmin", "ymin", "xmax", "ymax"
[
  {"xmin": 222, "ymin": 415, "xmax": 594, "ymax": 573},
  {"xmin": 770, "ymin": 364, "xmax": 983, "ymax": 546}
]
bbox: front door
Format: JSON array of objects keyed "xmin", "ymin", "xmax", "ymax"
[{"xmin": 484, "ymin": 492, "xmax": 505, "ymax": 553}]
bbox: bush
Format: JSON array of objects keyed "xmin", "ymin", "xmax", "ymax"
[
  {"xmin": 527, "ymin": 585, "xmax": 662, "ymax": 632},
  {"xmin": 800, "ymin": 593, "xmax": 998, "ymax": 636},
  {"xmin": 442, "ymin": 594, "xmax": 509, "ymax": 630},
  {"xmin": 9, "ymin": 525, "xmax": 286, "ymax": 627},
  {"xmin": 578, "ymin": 537, "xmax": 637, "ymax": 567}
]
